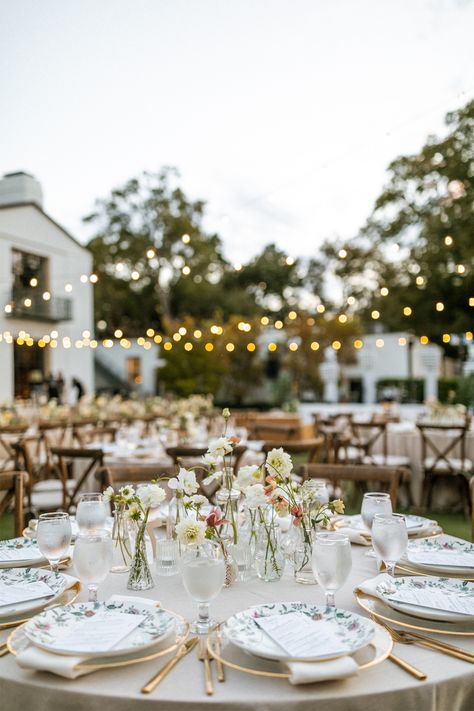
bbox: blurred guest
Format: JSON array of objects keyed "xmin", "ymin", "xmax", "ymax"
[{"xmin": 72, "ymin": 377, "xmax": 85, "ymax": 402}]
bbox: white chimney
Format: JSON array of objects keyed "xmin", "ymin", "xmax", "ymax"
[{"xmin": 0, "ymin": 171, "xmax": 43, "ymax": 209}]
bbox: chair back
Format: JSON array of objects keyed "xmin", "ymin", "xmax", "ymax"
[
  {"xmin": 261, "ymin": 437, "xmax": 324, "ymax": 464},
  {"xmin": 350, "ymin": 421, "xmax": 386, "ymax": 463},
  {"xmin": 299, "ymin": 463, "xmax": 402, "ymax": 507},
  {"xmin": 248, "ymin": 423, "xmax": 299, "ymax": 441},
  {"xmin": 0, "ymin": 426, "xmax": 28, "ymax": 471},
  {"xmin": 96, "ymin": 465, "xmax": 173, "ymax": 495},
  {"xmin": 417, "ymin": 422, "xmax": 469, "ymax": 475},
  {"xmin": 0, "ymin": 470, "xmax": 28, "ymax": 536},
  {"xmin": 73, "ymin": 426, "xmax": 117, "ymax": 447},
  {"xmin": 50, "ymin": 447, "xmax": 104, "ymax": 510}
]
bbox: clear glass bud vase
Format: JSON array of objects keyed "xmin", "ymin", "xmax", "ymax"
[
  {"xmin": 127, "ymin": 522, "xmax": 154, "ymax": 591},
  {"xmin": 111, "ymin": 507, "xmax": 132, "ymax": 573},
  {"xmin": 255, "ymin": 520, "xmax": 285, "ymax": 582}
]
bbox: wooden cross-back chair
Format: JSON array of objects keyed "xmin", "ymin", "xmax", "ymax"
[
  {"xmin": 73, "ymin": 426, "xmax": 118, "ymax": 448},
  {"xmin": 96, "ymin": 465, "xmax": 174, "ymax": 493},
  {"xmin": 248, "ymin": 423, "xmax": 299, "ymax": 442},
  {"xmin": 348, "ymin": 421, "xmax": 387, "ymax": 464},
  {"xmin": 417, "ymin": 422, "xmax": 472, "ymax": 516},
  {"xmin": 299, "ymin": 463, "xmax": 403, "ymax": 508},
  {"xmin": 50, "ymin": 447, "xmax": 104, "ymax": 511},
  {"xmin": 0, "ymin": 470, "xmax": 28, "ymax": 536},
  {"xmin": 0, "ymin": 425, "xmax": 29, "ymax": 472},
  {"xmin": 261, "ymin": 437, "xmax": 325, "ymax": 465}
]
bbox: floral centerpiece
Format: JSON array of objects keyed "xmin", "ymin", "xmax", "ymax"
[{"xmin": 104, "ymin": 481, "xmax": 166, "ymax": 590}]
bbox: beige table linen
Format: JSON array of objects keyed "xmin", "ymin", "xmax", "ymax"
[{"xmin": 1, "ymin": 537, "xmax": 474, "ymax": 711}]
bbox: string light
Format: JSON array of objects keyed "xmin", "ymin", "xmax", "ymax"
[
  {"xmin": 178, "ymin": 327, "xmax": 187, "ymax": 336},
  {"xmin": 146, "ymin": 248, "xmax": 155, "ymax": 259},
  {"xmin": 193, "ymin": 329, "xmax": 202, "ymax": 338},
  {"xmin": 466, "ymin": 332, "xmax": 473, "ymax": 341},
  {"xmin": 146, "ymin": 328, "xmax": 154, "ymax": 337},
  {"xmin": 182, "ymin": 234, "xmax": 191, "ymax": 244},
  {"xmin": 354, "ymin": 339, "xmax": 363, "ymax": 349},
  {"xmin": 316, "ymin": 304, "xmax": 325, "ymax": 314},
  {"xmin": 65, "ymin": 283, "xmax": 72, "ymax": 293},
  {"xmin": 436, "ymin": 302, "xmax": 444, "ymax": 312},
  {"xmin": 80, "ymin": 274, "xmax": 88, "ymax": 283},
  {"xmin": 204, "ymin": 343, "xmax": 214, "ymax": 352},
  {"xmin": 420, "ymin": 336, "xmax": 429, "ymax": 345},
  {"xmin": 260, "ymin": 316, "xmax": 269, "ymax": 325},
  {"xmin": 154, "ymin": 334, "xmax": 162, "ymax": 344},
  {"xmin": 371, "ymin": 310, "xmax": 380, "ymax": 320},
  {"xmin": 247, "ymin": 342, "xmax": 256, "ymax": 352},
  {"xmin": 457, "ymin": 264, "xmax": 466, "ymax": 274},
  {"xmin": 347, "ymin": 296, "xmax": 355, "ymax": 305},
  {"xmin": 398, "ymin": 337, "xmax": 407, "ymax": 346},
  {"xmin": 182, "ymin": 266, "xmax": 191, "ymax": 275},
  {"xmin": 285, "ymin": 257, "xmax": 295, "ymax": 266},
  {"xmin": 184, "ymin": 342, "xmax": 193, "ymax": 351},
  {"xmin": 274, "ymin": 320, "xmax": 283, "ymax": 329},
  {"xmin": 338, "ymin": 314, "xmax": 348, "ymax": 324},
  {"xmin": 442, "ymin": 333, "xmax": 451, "ymax": 343},
  {"xmin": 42, "ymin": 291, "xmax": 50, "ymax": 301},
  {"xmin": 288, "ymin": 311, "xmax": 297, "ymax": 320},
  {"xmin": 375, "ymin": 338, "xmax": 384, "ymax": 348},
  {"xmin": 332, "ymin": 340, "xmax": 341, "ymax": 350},
  {"xmin": 310, "ymin": 341, "xmax": 319, "ymax": 351},
  {"xmin": 403, "ymin": 306, "xmax": 412, "ymax": 316},
  {"xmin": 338, "ymin": 249, "xmax": 347, "ymax": 259},
  {"xmin": 380, "ymin": 287, "xmax": 389, "ymax": 296},
  {"xmin": 29, "ymin": 278, "xmax": 38, "ymax": 287},
  {"xmin": 288, "ymin": 342, "xmax": 298, "ymax": 351},
  {"xmin": 268, "ymin": 342, "xmax": 278, "ymax": 352},
  {"xmin": 163, "ymin": 342, "xmax": 173, "ymax": 351},
  {"xmin": 416, "ymin": 276, "xmax": 424, "ymax": 286},
  {"xmin": 226, "ymin": 343, "xmax": 235, "ymax": 352},
  {"xmin": 444, "ymin": 235, "xmax": 453, "ymax": 246}
]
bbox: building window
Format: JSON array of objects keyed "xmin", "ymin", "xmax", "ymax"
[
  {"xmin": 12, "ymin": 249, "xmax": 49, "ymax": 292},
  {"xmin": 127, "ymin": 357, "xmax": 142, "ymax": 385}
]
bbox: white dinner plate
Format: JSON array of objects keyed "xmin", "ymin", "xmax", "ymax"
[
  {"xmin": 375, "ymin": 575, "xmax": 474, "ymax": 623},
  {"xmin": 24, "ymin": 600, "xmax": 176, "ymax": 657},
  {"xmin": 223, "ymin": 601, "xmax": 375, "ymax": 662},
  {"xmin": 0, "ymin": 567, "xmax": 70, "ymax": 619},
  {"xmin": 0, "ymin": 538, "xmax": 46, "ymax": 568},
  {"xmin": 337, "ymin": 514, "xmax": 437, "ymax": 538},
  {"xmin": 404, "ymin": 538, "xmax": 474, "ymax": 576}
]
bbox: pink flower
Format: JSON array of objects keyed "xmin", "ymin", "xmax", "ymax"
[
  {"xmin": 205, "ymin": 507, "xmax": 230, "ymax": 528},
  {"xmin": 264, "ymin": 475, "xmax": 277, "ymax": 495}
]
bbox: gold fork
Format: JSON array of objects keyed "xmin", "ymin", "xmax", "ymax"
[
  {"xmin": 376, "ymin": 618, "xmax": 474, "ymax": 663},
  {"xmin": 198, "ymin": 637, "xmax": 214, "ymax": 695}
]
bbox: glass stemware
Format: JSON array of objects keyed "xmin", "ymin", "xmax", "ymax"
[
  {"xmin": 372, "ymin": 513, "xmax": 408, "ymax": 577},
  {"xmin": 73, "ymin": 530, "xmax": 113, "ymax": 601},
  {"xmin": 180, "ymin": 540, "xmax": 225, "ymax": 633},
  {"xmin": 360, "ymin": 492, "xmax": 392, "ymax": 556},
  {"xmin": 36, "ymin": 512, "xmax": 72, "ymax": 572},
  {"xmin": 76, "ymin": 492, "xmax": 108, "ymax": 533},
  {"xmin": 311, "ymin": 532, "xmax": 352, "ymax": 609}
]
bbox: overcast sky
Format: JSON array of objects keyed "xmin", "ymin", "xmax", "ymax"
[{"xmin": 1, "ymin": 0, "xmax": 473, "ymax": 264}]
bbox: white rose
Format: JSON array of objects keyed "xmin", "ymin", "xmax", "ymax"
[
  {"xmin": 137, "ymin": 483, "xmax": 166, "ymax": 509},
  {"xmin": 236, "ymin": 464, "xmax": 262, "ymax": 491},
  {"xmin": 265, "ymin": 447, "xmax": 293, "ymax": 479},
  {"xmin": 244, "ymin": 483, "xmax": 267, "ymax": 509},
  {"xmin": 175, "ymin": 519, "xmax": 207, "ymax": 545}
]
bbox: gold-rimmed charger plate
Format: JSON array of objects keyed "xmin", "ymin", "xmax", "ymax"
[
  {"xmin": 7, "ymin": 610, "xmax": 189, "ymax": 673},
  {"xmin": 0, "ymin": 581, "xmax": 81, "ymax": 630},
  {"xmin": 355, "ymin": 591, "xmax": 474, "ymax": 637},
  {"xmin": 206, "ymin": 622, "xmax": 393, "ymax": 679},
  {"xmin": 393, "ymin": 561, "xmax": 474, "ymax": 581}
]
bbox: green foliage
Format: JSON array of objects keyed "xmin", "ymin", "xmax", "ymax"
[
  {"xmin": 457, "ymin": 374, "xmax": 474, "ymax": 408},
  {"xmin": 437, "ymin": 378, "xmax": 460, "ymax": 403},
  {"xmin": 376, "ymin": 378, "xmax": 424, "ymax": 403}
]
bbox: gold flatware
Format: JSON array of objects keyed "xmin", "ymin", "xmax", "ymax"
[
  {"xmin": 388, "ymin": 652, "xmax": 427, "ymax": 680},
  {"xmin": 198, "ymin": 637, "xmax": 214, "ymax": 695},
  {"xmin": 377, "ymin": 619, "xmax": 474, "ymax": 663},
  {"xmin": 213, "ymin": 635, "xmax": 226, "ymax": 682},
  {"xmin": 0, "ymin": 643, "xmax": 9, "ymax": 657},
  {"xmin": 141, "ymin": 637, "xmax": 198, "ymax": 694}
]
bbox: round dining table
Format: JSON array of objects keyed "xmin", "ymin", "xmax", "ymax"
[{"xmin": 1, "ymin": 536, "xmax": 474, "ymax": 711}]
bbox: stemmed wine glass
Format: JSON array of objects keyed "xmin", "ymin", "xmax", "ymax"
[
  {"xmin": 372, "ymin": 513, "xmax": 408, "ymax": 577},
  {"xmin": 76, "ymin": 493, "xmax": 108, "ymax": 533},
  {"xmin": 360, "ymin": 492, "xmax": 392, "ymax": 556},
  {"xmin": 36, "ymin": 512, "xmax": 72, "ymax": 573},
  {"xmin": 311, "ymin": 532, "xmax": 352, "ymax": 609},
  {"xmin": 73, "ymin": 530, "xmax": 113, "ymax": 601},
  {"xmin": 180, "ymin": 540, "xmax": 225, "ymax": 633}
]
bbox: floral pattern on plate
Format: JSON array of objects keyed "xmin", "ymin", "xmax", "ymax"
[
  {"xmin": 0, "ymin": 567, "xmax": 69, "ymax": 617},
  {"xmin": 0, "ymin": 537, "xmax": 45, "ymax": 568},
  {"xmin": 224, "ymin": 601, "xmax": 375, "ymax": 662},
  {"xmin": 405, "ymin": 538, "xmax": 474, "ymax": 575},
  {"xmin": 376, "ymin": 575, "xmax": 474, "ymax": 622},
  {"xmin": 24, "ymin": 601, "xmax": 175, "ymax": 657}
]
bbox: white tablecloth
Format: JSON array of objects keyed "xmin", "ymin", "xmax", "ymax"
[{"xmin": 1, "ymin": 537, "xmax": 474, "ymax": 710}]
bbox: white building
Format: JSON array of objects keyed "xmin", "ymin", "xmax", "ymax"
[
  {"xmin": 95, "ymin": 339, "xmax": 160, "ymax": 395},
  {"xmin": 0, "ymin": 172, "xmax": 94, "ymax": 401}
]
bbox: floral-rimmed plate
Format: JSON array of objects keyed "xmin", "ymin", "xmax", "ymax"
[
  {"xmin": 23, "ymin": 600, "xmax": 176, "ymax": 657},
  {"xmin": 404, "ymin": 538, "xmax": 474, "ymax": 576},
  {"xmin": 336, "ymin": 514, "xmax": 438, "ymax": 538},
  {"xmin": 375, "ymin": 575, "xmax": 474, "ymax": 623},
  {"xmin": 0, "ymin": 567, "xmax": 69, "ymax": 619},
  {"xmin": 0, "ymin": 538, "xmax": 46, "ymax": 568},
  {"xmin": 223, "ymin": 602, "xmax": 375, "ymax": 662}
]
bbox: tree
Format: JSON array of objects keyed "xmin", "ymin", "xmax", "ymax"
[{"xmin": 320, "ymin": 99, "xmax": 474, "ymax": 347}]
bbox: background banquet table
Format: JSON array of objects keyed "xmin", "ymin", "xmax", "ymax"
[{"xmin": 1, "ymin": 537, "xmax": 474, "ymax": 711}]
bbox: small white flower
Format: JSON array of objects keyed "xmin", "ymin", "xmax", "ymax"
[
  {"xmin": 185, "ymin": 494, "xmax": 209, "ymax": 507},
  {"xmin": 206, "ymin": 437, "xmax": 233, "ymax": 459},
  {"xmin": 244, "ymin": 483, "xmax": 267, "ymax": 509},
  {"xmin": 175, "ymin": 519, "xmax": 206, "ymax": 545},
  {"xmin": 103, "ymin": 485, "xmax": 115, "ymax": 503},
  {"xmin": 127, "ymin": 503, "xmax": 142, "ymax": 521},
  {"xmin": 236, "ymin": 464, "xmax": 262, "ymax": 491},
  {"xmin": 265, "ymin": 447, "xmax": 293, "ymax": 479},
  {"xmin": 202, "ymin": 451, "xmax": 219, "ymax": 469},
  {"xmin": 168, "ymin": 468, "xmax": 199, "ymax": 496},
  {"xmin": 118, "ymin": 484, "xmax": 135, "ymax": 502},
  {"xmin": 137, "ymin": 483, "xmax": 166, "ymax": 509}
]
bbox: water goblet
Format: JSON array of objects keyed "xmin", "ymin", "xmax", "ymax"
[
  {"xmin": 76, "ymin": 492, "xmax": 108, "ymax": 533},
  {"xmin": 73, "ymin": 530, "xmax": 113, "ymax": 601},
  {"xmin": 311, "ymin": 532, "xmax": 352, "ymax": 609},
  {"xmin": 180, "ymin": 540, "xmax": 225, "ymax": 633},
  {"xmin": 361, "ymin": 492, "xmax": 392, "ymax": 556},
  {"xmin": 372, "ymin": 513, "xmax": 408, "ymax": 577},
  {"xmin": 36, "ymin": 512, "xmax": 72, "ymax": 572}
]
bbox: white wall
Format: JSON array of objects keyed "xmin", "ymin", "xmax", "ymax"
[
  {"xmin": 95, "ymin": 340, "xmax": 159, "ymax": 395},
  {"xmin": 0, "ymin": 204, "xmax": 94, "ymax": 400}
]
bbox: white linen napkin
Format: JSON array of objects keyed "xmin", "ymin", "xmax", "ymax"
[
  {"xmin": 354, "ymin": 573, "xmax": 396, "ymax": 600},
  {"xmin": 336, "ymin": 527, "xmax": 371, "ymax": 546},
  {"xmin": 284, "ymin": 656, "xmax": 359, "ymax": 684},
  {"xmin": 15, "ymin": 594, "xmax": 161, "ymax": 679}
]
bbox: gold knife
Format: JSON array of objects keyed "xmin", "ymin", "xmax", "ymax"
[
  {"xmin": 388, "ymin": 652, "xmax": 427, "ymax": 680},
  {"xmin": 141, "ymin": 637, "xmax": 198, "ymax": 694}
]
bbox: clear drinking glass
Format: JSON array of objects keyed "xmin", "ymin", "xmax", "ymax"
[
  {"xmin": 73, "ymin": 530, "xmax": 113, "ymax": 601},
  {"xmin": 76, "ymin": 493, "xmax": 108, "ymax": 533},
  {"xmin": 311, "ymin": 532, "xmax": 352, "ymax": 609},
  {"xmin": 36, "ymin": 512, "xmax": 72, "ymax": 572},
  {"xmin": 180, "ymin": 540, "xmax": 225, "ymax": 633},
  {"xmin": 372, "ymin": 513, "xmax": 408, "ymax": 577},
  {"xmin": 156, "ymin": 538, "xmax": 180, "ymax": 577},
  {"xmin": 228, "ymin": 541, "xmax": 253, "ymax": 581},
  {"xmin": 360, "ymin": 492, "xmax": 392, "ymax": 556}
]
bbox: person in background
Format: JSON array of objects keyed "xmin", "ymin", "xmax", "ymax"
[
  {"xmin": 56, "ymin": 372, "xmax": 65, "ymax": 403},
  {"xmin": 46, "ymin": 373, "xmax": 59, "ymax": 401},
  {"xmin": 72, "ymin": 377, "xmax": 85, "ymax": 402}
]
